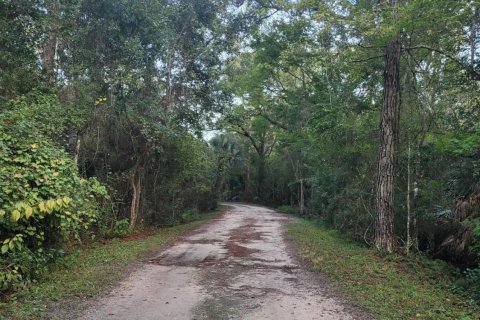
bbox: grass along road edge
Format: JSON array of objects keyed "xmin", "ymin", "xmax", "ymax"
[
  {"xmin": 288, "ymin": 219, "xmax": 479, "ymax": 320},
  {"xmin": 0, "ymin": 207, "xmax": 226, "ymax": 320}
]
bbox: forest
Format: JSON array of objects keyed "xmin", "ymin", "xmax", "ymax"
[{"xmin": 0, "ymin": 0, "xmax": 479, "ymax": 318}]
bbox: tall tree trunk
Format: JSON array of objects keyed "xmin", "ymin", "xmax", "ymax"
[
  {"xmin": 299, "ymin": 178, "xmax": 305, "ymax": 215},
  {"xmin": 245, "ymin": 152, "xmax": 251, "ymax": 200},
  {"xmin": 406, "ymin": 143, "xmax": 412, "ymax": 254},
  {"xmin": 214, "ymin": 159, "xmax": 224, "ymax": 201},
  {"xmin": 43, "ymin": 33, "xmax": 57, "ymax": 85},
  {"xmin": 375, "ymin": 34, "xmax": 401, "ymax": 252},
  {"xmin": 130, "ymin": 167, "xmax": 142, "ymax": 230},
  {"xmin": 257, "ymin": 153, "xmax": 266, "ymax": 201},
  {"xmin": 42, "ymin": 0, "xmax": 59, "ymax": 86},
  {"xmin": 74, "ymin": 133, "xmax": 82, "ymax": 166},
  {"xmin": 412, "ymin": 132, "xmax": 423, "ymax": 251},
  {"xmin": 404, "ymin": 68, "xmax": 412, "ymax": 255}
]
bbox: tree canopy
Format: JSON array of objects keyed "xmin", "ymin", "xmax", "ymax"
[{"xmin": 1, "ymin": 0, "xmax": 479, "ymax": 302}]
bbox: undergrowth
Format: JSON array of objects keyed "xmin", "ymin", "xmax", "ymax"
[
  {"xmin": 0, "ymin": 209, "xmax": 223, "ymax": 320},
  {"xmin": 288, "ymin": 219, "xmax": 480, "ymax": 320}
]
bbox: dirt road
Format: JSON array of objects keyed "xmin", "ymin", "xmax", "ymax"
[{"xmin": 80, "ymin": 203, "xmax": 369, "ymax": 320}]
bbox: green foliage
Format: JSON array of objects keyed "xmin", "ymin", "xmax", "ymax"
[
  {"xmin": 217, "ymin": 0, "xmax": 480, "ymax": 301},
  {"xmin": 462, "ymin": 267, "xmax": 480, "ymax": 300},
  {"xmin": 137, "ymin": 132, "xmax": 217, "ymax": 227},
  {"xmin": 107, "ymin": 219, "xmax": 132, "ymax": 238},
  {"xmin": 0, "ymin": 95, "xmax": 107, "ymax": 293},
  {"xmin": 1, "ymin": 0, "xmax": 479, "ymax": 309},
  {"xmin": 102, "ymin": 218, "xmax": 133, "ymax": 239},
  {"xmin": 276, "ymin": 205, "xmax": 297, "ymax": 215},
  {"xmin": 0, "ymin": 0, "xmax": 41, "ymax": 100},
  {"xmin": 436, "ymin": 134, "xmax": 480, "ymax": 157},
  {"xmin": 180, "ymin": 208, "xmax": 200, "ymax": 223},
  {"xmin": 0, "ymin": 209, "xmax": 222, "ymax": 319},
  {"xmin": 289, "ymin": 219, "xmax": 479, "ymax": 320},
  {"xmin": 460, "ymin": 219, "xmax": 480, "ymax": 300}
]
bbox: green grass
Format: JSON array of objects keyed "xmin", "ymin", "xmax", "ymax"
[
  {"xmin": 0, "ymin": 209, "xmax": 223, "ymax": 320},
  {"xmin": 288, "ymin": 219, "xmax": 480, "ymax": 320}
]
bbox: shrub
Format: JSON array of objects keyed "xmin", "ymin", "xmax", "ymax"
[
  {"xmin": 0, "ymin": 94, "xmax": 107, "ymax": 293},
  {"xmin": 464, "ymin": 267, "xmax": 480, "ymax": 300},
  {"xmin": 277, "ymin": 205, "xmax": 297, "ymax": 215},
  {"xmin": 180, "ymin": 208, "xmax": 200, "ymax": 223},
  {"xmin": 112, "ymin": 219, "xmax": 132, "ymax": 237}
]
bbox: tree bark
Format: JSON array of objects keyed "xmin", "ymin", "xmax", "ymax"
[
  {"xmin": 245, "ymin": 151, "xmax": 251, "ymax": 200},
  {"xmin": 42, "ymin": 0, "xmax": 59, "ymax": 86},
  {"xmin": 130, "ymin": 167, "xmax": 142, "ymax": 230},
  {"xmin": 74, "ymin": 133, "xmax": 81, "ymax": 166},
  {"xmin": 375, "ymin": 33, "xmax": 401, "ymax": 252},
  {"xmin": 257, "ymin": 154, "xmax": 266, "ymax": 201},
  {"xmin": 406, "ymin": 144, "xmax": 412, "ymax": 254},
  {"xmin": 43, "ymin": 33, "xmax": 57, "ymax": 85},
  {"xmin": 214, "ymin": 158, "xmax": 225, "ymax": 201},
  {"xmin": 299, "ymin": 178, "xmax": 305, "ymax": 215}
]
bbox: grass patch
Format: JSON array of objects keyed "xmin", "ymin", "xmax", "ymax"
[
  {"xmin": 288, "ymin": 219, "xmax": 480, "ymax": 320},
  {"xmin": 0, "ymin": 208, "xmax": 224, "ymax": 320}
]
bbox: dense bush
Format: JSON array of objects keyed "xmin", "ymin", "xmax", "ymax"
[{"xmin": 0, "ymin": 94, "xmax": 107, "ymax": 293}]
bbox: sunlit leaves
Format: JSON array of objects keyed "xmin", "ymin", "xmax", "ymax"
[
  {"xmin": 1, "ymin": 234, "xmax": 24, "ymax": 255},
  {"xmin": 11, "ymin": 210, "xmax": 21, "ymax": 222},
  {"xmin": 0, "ymin": 95, "xmax": 107, "ymax": 292},
  {"xmin": 25, "ymin": 206, "xmax": 33, "ymax": 219}
]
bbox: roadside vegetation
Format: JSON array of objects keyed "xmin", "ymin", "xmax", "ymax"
[
  {"xmin": 1, "ymin": 0, "xmax": 480, "ymax": 316},
  {"xmin": 1, "ymin": 0, "xmax": 228, "ymax": 298},
  {"xmin": 214, "ymin": 0, "xmax": 480, "ymax": 305},
  {"xmin": 0, "ymin": 209, "xmax": 223, "ymax": 320},
  {"xmin": 289, "ymin": 219, "xmax": 479, "ymax": 320}
]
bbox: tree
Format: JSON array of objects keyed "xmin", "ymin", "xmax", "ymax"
[
  {"xmin": 0, "ymin": 0, "xmax": 41, "ymax": 100},
  {"xmin": 210, "ymin": 134, "xmax": 243, "ymax": 201},
  {"xmin": 375, "ymin": 0, "xmax": 402, "ymax": 252}
]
